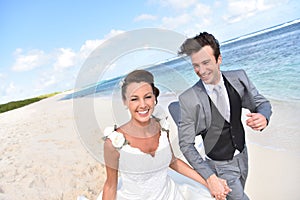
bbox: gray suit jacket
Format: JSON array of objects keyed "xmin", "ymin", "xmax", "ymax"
[{"xmin": 178, "ymin": 69, "xmax": 272, "ymax": 180}]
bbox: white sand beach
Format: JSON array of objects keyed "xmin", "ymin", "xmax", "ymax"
[
  {"xmin": 0, "ymin": 92, "xmax": 299, "ymax": 200},
  {"xmin": 0, "ymin": 92, "xmax": 105, "ymax": 200}
]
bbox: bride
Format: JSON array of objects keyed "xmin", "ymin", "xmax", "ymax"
[{"xmin": 98, "ymin": 70, "xmax": 230, "ymax": 200}]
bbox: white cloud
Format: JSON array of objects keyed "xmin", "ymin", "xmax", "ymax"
[
  {"xmin": 5, "ymin": 28, "xmax": 168, "ymax": 103},
  {"xmin": 79, "ymin": 29, "xmax": 124, "ymax": 61},
  {"xmin": 161, "ymin": 14, "xmax": 191, "ymax": 29},
  {"xmin": 0, "ymin": 73, "xmax": 5, "ymax": 79},
  {"xmin": 134, "ymin": 14, "xmax": 158, "ymax": 22},
  {"xmin": 147, "ymin": 1, "xmax": 214, "ymax": 35},
  {"xmin": 104, "ymin": 29, "xmax": 124, "ymax": 39},
  {"xmin": 226, "ymin": 0, "xmax": 257, "ymax": 22},
  {"xmin": 79, "ymin": 39, "xmax": 103, "ymax": 60},
  {"xmin": 223, "ymin": 0, "xmax": 286, "ymax": 23},
  {"xmin": 192, "ymin": 3, "xmax": 211, "ymax": 17},
  {"xmin": 154, "ymin": 0, "xmax": 197, "ymax": 10},
  {"xmin": 0, "ymin": 81, "xmax": 24, "ymax": 104},
  {"xmin": 6, "ymin": 82, "xmax": 16, "ymax": 94},
  {"xmin": 11, "ymin": 48, "xmax": 48, "ymax": 72},
  {"xmin": 42, "ymin": 75, "xmax": 57, "ymax": 88},
  {"xmin": 213, "ymin": 0, "xmax": 222, "ymax": 7},
  {"xmin": 33, "ymin": 73, "xmax": 58, "ymax": 93},
  {"xmin": 33, "ymin": 29, "xmax": 125, "ymax": 94},
  {"xmin": 53, "ymin": 48, "xmax": 76, "ymax": 71}
]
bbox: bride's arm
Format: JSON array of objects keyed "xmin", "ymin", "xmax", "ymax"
[
  {"xmin": 169, "ymin": 153, "xmax": 208, "ymax": 187},
  {"xmin": 102, "ymin": 139, "xmax": 119, "ymax": 200},
  {"xmin": 166, "ymin": 133, "xmax": 208, "ymax": 187}
]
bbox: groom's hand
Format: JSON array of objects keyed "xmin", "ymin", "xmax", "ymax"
[
  {"xmin": 207, "ymin": 174, "xmax": 229, "ymax": 200},
  {"xmin": 218, "ymin": 177, "xmax": 231, "ymax": 195},
  {"xmin": 246, "ymin": 113, "xmax": 267, "ymax": 131}
]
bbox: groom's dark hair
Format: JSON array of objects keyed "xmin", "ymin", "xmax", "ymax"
[{"xmin": 178, "ymin": 32, "xmax": 220, "ymax": 62}]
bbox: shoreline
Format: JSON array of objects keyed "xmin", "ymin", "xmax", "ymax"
[{"xmin": 0, "ymin": 92, "xmax": 299, "ymax": 199}]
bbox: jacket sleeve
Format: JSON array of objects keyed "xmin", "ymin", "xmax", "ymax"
[
  {"xmin": 178, "ymin": 90, "xmax": 214, "ymax": 180},
  {"xmin": 239, "ymin": 69, "xmax": 272, "ymax": 123}
]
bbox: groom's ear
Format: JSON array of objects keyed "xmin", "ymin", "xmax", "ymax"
[{"xmin": 217, "ymin": 55, "xmax": 222, "ymax": 65}]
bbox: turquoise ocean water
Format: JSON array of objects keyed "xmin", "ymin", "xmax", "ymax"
[
  {"xmin": 67, "ymin": 19, "xmax": 300, "ymax": 153},
  {"xmin": 68, "ymin": 19, "xmax": 300, "ymax": 102}
]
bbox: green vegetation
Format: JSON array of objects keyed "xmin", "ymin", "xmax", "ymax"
[{"xmin": 0, "ymin": 92, "xmax": 60, "ymax": 113}]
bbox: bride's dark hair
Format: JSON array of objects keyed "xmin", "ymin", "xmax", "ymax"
[{"xmin": 121, "ymin": 70, "xmax": 160, "ymax": 104}]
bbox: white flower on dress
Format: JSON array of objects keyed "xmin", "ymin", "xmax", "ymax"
[
  {"xmin": 108, "ymin": 131, "xmax": 126, "ymax": 149},
  {"xmin": 102, "ymin": 126, "xmax": 128, "ymax": 150},
  {"xmin": 103, "ymin": 126, "xmax": 115, "ymax": 137}
]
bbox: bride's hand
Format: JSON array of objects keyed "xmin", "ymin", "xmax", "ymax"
[
  {"xmin": 218, "ymin": 177, "xmax": 232, "ymax": 195},
  {"xmin": 207, "ymin": 175, "xmax": 227, "ymax": 200},
  {"xmin": 211, "ymin": 178, "xmax": 231, "ymax": 200}
]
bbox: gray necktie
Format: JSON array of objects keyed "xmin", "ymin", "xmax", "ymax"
[{"xmin": 213, "ymin": 85, "xmax": 229, "ymax": 121}]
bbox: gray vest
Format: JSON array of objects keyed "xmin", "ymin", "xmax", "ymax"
[{"xmin": 202, "ymin": 76, "xmax": 245, "ymax": 161}]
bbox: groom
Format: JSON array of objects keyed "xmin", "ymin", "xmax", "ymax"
[{"xmin": 173, "ymin": 32, "xmax": 272, "ymax": 200}]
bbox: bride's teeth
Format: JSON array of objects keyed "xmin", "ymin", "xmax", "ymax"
[{"xmin": 138, "ymin": 110, "xmax": 148, "ymax": 114}]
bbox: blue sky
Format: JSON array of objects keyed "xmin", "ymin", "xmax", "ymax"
[{"xmin": 0, "ymin": 0, "xmax": 299, "ymax": 104}]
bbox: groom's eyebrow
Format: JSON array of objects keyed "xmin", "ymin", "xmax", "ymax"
[{"xmin": 193, "ymin": 59, "xmax": 211, "ymax": 66}]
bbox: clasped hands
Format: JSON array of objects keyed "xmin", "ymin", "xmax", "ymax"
[{"xmin": 207, "ymin": 174, "xmax": 231, "ymax": 200}]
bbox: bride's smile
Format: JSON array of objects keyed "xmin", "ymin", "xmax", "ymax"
[{"xmin": 125, "ymin": 82, "xmax": 155, "ymax": 126}]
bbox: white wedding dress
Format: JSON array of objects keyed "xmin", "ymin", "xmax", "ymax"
[{"xmin": 97, "ymin": 129, "xmax": 214, "ymax": 200}]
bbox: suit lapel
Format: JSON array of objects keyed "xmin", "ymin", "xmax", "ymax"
[
  {"xmin": 222, "ymin": 71, "xmax": 243, "ymax": 99},
  {"xmin": 193, "ymin": 80, "xmax": 211, "ymax": 128}
]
